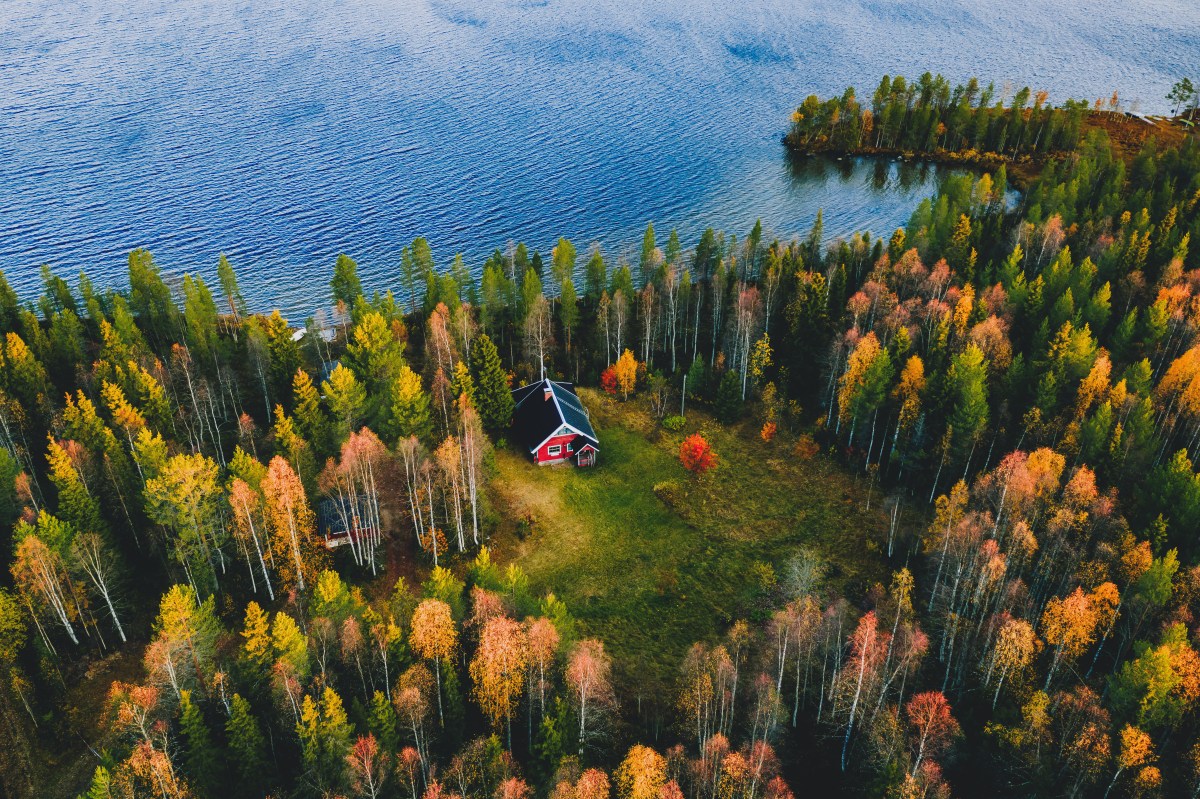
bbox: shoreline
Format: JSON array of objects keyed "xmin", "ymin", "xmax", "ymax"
[{"xmin": 781, "ymin": 136, "xmax": 1042, "ymax": 189}]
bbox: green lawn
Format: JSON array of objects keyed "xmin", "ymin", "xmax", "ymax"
[{"xmin": 488, "ymin": 390, "xmax": 891, "ymax": 694}]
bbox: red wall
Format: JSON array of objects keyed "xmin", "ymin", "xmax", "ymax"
[{"xmin": 535, "ymin": 433, "xmax": 578, "ymax": 463}]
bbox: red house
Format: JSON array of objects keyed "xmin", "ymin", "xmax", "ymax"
[{"xmin": 511, "ymin": 379, "xmax": 599, "ymax": 466}]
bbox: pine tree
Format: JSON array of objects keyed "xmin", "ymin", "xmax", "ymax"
[
  {"xmin": 298, "ymin": 686, "xmax": 352, "ymax": 793},
  {"xmin": 368, "ymin": 689, "xmax": 400, "ymax": 753},
  {"xmin": 470, "ymin": 335, "xmax": 514, "ymax": 430},
  {"xmin": 331, "ymin": 253, "xmax": 363, "ymax": 308},
  {"xmin": 323, "ymin": 363, "xmax": 366, "ymax": 443},
  {"xmin": 0, "ymin": 270, "xmax": 20, "ymax": 333},
  {"xmin": 217, "ymin": 254, "xmax": 248, "ymax": 320},
  {"xmin": 639, "ymin": 223, "xmax": 658, "ymax": 287},
  {"xmin": 552, "ymin": 237, "xmax": 577, "ymax": 290},
  {"xmin": 239, "ymin": 601, "xmax": 273, "ymax": 686},
  {"xmin": 947, "ymin": 343, "xmax": 989, "ymax": 458},
  {"xmin": 79, "ymin": 766, "xmax": 112, "ymax": 799},
  {"xmin": 715, "ymin": 370, "xmax": 743, "ymax": 423},
  {"xmin": 182, "ymin": 275, "xmax": 220, "ymax": 370},
  {"xmin": 127, "ymin": 249, "xmax": 181, "ymax": 349},
  {"xmin": 584, "ymin": 247, "xmax": 607, "ymax": 302},
  {"xmin": 292, "ymin": 368, "xmax": 328, "ymax": 453},
  {"xmin": 178, "ymin": 690, "xmax": 220, "ymax": 796},
  {"xmin": 225, "ymin": 694, "xmax": 268, "ymax": 796},
  {"xmin": 560, "ymin": 279, "xmax": 579, "ymax": 352},
  {"xmin": 451, "ymin": 361, "xmax": 476, "ymax": 408}
]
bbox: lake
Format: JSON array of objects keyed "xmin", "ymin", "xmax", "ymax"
[{"xmin": 2, "ymin": 0, "xmax": 1197, "ymax": 318}]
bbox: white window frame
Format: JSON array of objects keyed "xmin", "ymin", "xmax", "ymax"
[{"xmin": 547, "ymin": 444, "xmax": 562, "ymax": 457}]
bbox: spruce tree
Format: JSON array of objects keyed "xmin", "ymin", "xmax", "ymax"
[
  {"xmin": 715, "ymin": 370, "xmax": 743, "ymax": 423},
  {"xmin": 292, "ymin": 368, "xmax": 328, "ymax": 453},
  {"xmin": 225, "ymin": 693, "xmax": 268, "ymax": 796},
  {"xmin": 179, "ymin": 690, "xmax": 220, "ymax": 796},
  {"xmin": 330, "ymin": 253, "xmax": 363, "ymax": 308},
  {"xmin": 80, "ymin": 766, "xmax": 112, "ymax": 799},
  {"xmin": 367, "ymin": 689, "xmax": 400, "ymax": 753},
  {"xmin": 639, "ymin": 222, "xmax": 657, "ymax": 286},
  {"xmin": 0, "ymin": 270, "xmax": 20, "ymax": 333},
  {"xmin": 470, "ymin": 334, "xmax": 514, "ymax": 430},
  {"xmin": 217, "ymin": 254, "xmax": 248, "ymax": 319}
]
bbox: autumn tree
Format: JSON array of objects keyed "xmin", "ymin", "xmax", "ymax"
[
  {"xmin": 299, "ymin": 685, "xmax": 353, "ymax": 794},
  {"xmin": 615, "ymin": 745, "xmax": 666, "ymax": 799},
  {"xmin": 411, "ymin": 598, "xmax": 458, "ymax": 727},
  {"xmin": 566, "ymin": 639, "xmax": 615, "ymax": 754},
  {"xmin": 839, "ymin": 611, "xmax": 888, "ymax": 770},
  {"xmin": 324, "ymin": 363, "xmax": 368, "ymax": 444},
  {"xmin": 470, "ymin": 614, "xmax": 528, "ymax": 747},
  {"xmin": 612, "ymin": 350, "xmax": 638, "ymax": 400},
  {"xmin": 146, "ymin": 584, "xmax": 221, "ymax": 700},
  {"xmin": 391, "ymin": 365, "xmax": 434, "ymax": 442},
  {"xmin": 144, "ymin": 452, "xmax": 226, "ymax": 597},
  {"xmin": 262, "ymin": 455, "xmax": 325, "ymax": 593},
  {"xmin": 394, "ymin": 665, "xmax": 434, "ymax": 768},
  {"xmin": 11, "ymin": 513, "xmax": 83, "ymax": 647},
  {"xmin": 228, "ymin": 477, "xmax": 274, "ymax": 601},
  {"xmin": 346, "ymin": 733, "xmax": 389, "ymax": 799},
  {"xmin": 1041, "ymin": 586, "xmax": 1106, "ymax": 690},
  {"xmin": 1105, "ymin": 725, "xmax": 1154, "ymax": 799},
  {"xmin": 985, "ymin": 617, "xmax": 1037, "ymax": 708},
  {"xmin": 904, "ymin": 691, "xmax": 960, "ymax": 776}
]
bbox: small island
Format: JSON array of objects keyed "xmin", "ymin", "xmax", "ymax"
[{"xmin": 784, "ymin": 73, "xmax": 1195, "ymax": 186}]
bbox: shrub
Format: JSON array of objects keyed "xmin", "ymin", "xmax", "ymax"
[
  {"xmin": 600, "ymin": 367, "xmax": 619, "ymax": 396},
  {"xmin": 653, "ymin": 480, "xmax": 681, "ymax": 509},
  {"xmin": 760, "ymin": 422, "xmax": 777, "ymax": 442},
  {"xmin": 679, "ymin": 434, "xmax": 718, "ymax": 474},
  {"xmin": 794, "ymin": 434, "xmax": 820, "ymax": 459},
  {"xmin": 662, "ymin": 415, "xmax": 686, "ymax": 432}
]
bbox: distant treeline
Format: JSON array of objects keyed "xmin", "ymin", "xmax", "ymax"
[{"xmin": 785, "ymin": 73, "xmax": 1089, "ymax": 159}]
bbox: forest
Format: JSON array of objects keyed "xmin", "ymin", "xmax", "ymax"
[
  {"xmin": 785, "ymin": 72, "xmax": 1099, "ymax": 173},
  {"xmin": 1, "ymin": 73, "xmax": 1200, "ymax": 799}
]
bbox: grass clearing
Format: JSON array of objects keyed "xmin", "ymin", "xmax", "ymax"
[{"xmin": 488, "ymin": 390, "xmax": 892, "ymax": 694}]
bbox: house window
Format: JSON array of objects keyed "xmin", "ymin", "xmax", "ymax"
[
  {"xmin": 547, "ymin": 445, "xmax": 562, "ymax": 457},
  {"xmin": 566, "ymin": 443, "xmax": 573, "ymax": 452}
]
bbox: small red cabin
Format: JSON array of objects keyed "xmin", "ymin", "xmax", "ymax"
[{"xmin": 511, "ymin": 379, "xmax": 599, "ymax": 466}]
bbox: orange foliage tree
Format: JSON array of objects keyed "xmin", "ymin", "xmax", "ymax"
[
  {"xmin": 409, "ymin": 599, "xmax": 458, "ymax": 727},
  {"xmin": 611, "ymin": 350, "xmax": 638, "ymax": 400},
  {"xmin": 615, "ymin": 745, "xmax": 666, "ymax": 799},
  {"xmin": 469, "ymin": 615, "xmax": 528, "ymax": 746},
  {"xmin": 904, "ymin": 691, "xmax": 961, "ymax": 777},
  {"xmin": 566, "ymin": 639, "xmax": 615, "ymax": 754},
  {"xmin": 262, "ymin": 456, "xmax": 325, "ymax": 593}
]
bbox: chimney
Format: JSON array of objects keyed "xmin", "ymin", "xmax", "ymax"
[{"xmin": 543, "ymin": 380, "xmax": 553, "ymax": 401}]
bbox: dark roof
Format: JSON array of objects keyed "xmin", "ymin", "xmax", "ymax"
[
  {"xmin": 510, "ymin": 379, "xmax": 599, "ymax": 453},
  {"xmin": 316, "ymin": 496, "xmax": 377, "ymax": 538},
  {"xmin": 569, "ymin": 435, "xmax": 597, "ymax": 452}
]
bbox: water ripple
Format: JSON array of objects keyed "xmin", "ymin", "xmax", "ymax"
[{"xmin": 1, "ymin": 0, "xmax": 1196, "ymax": 317}]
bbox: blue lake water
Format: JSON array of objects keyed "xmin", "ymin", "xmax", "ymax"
[{"xmin": 2, "ymin": 0, "xmax": 1197, "ymax": 318}]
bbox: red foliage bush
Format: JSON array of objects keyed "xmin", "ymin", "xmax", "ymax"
[
  {"xmin": 679, "ymin": 434, "xmax": 718, "ymax": 474},
  {"xmin": 600, "ymin": 366, "xmax": 619, "ymax": 396}
]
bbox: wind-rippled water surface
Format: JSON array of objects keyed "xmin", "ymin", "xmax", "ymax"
[{"xmin": 2, "ymin": 0, "xmax": 1197, "ymax": 317}]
